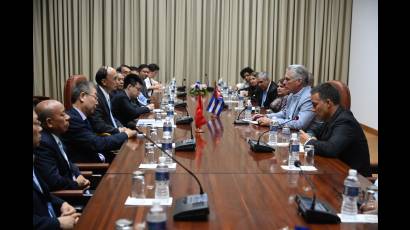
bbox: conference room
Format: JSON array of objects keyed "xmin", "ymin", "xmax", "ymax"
[{"xmin": 33, "ymin": 0, "xmax": 378, "ymax": 229}]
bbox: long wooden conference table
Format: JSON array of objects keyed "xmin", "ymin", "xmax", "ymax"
[{"xmin": 74, "ymin": 94, "xmax": 377, "ymax": 230}]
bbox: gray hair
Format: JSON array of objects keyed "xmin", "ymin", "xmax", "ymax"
[
  {"xmin": 257, "ymin": 71, "xmax": 270, "ymax": 81},
  {"xmin": 286, "ymin": 64, "xmax": 309, "ymax": 86},
  {"xmin": 71, "ymin": 80, "xmax": 96, "ymax": 104}
]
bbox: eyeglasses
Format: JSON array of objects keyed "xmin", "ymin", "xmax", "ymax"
[{"xmin": 84, "ymin": 92, "xmax": 98, "ymax": 100}]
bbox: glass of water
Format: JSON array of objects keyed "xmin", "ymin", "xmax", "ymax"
[
  {"xmin": 304, "ymin": 145, "xmax": 315, "ymax": 166},
  {"xmin": 144, "ymin": 142, "xmax": 156, "ymax": 164}
]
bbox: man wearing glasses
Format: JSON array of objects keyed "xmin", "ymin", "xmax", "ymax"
[
  {"xmin": 255, "ymin": 64, "xmax": 315, "ymax": 130},
  {"xmin": 112, "ymin": 74, "xmax": 154, "ymax": 125}
]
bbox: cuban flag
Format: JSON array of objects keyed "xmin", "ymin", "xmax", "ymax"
[{"xmin": 206, "ymin": 86, "xmax": 224, "ymax": 116}]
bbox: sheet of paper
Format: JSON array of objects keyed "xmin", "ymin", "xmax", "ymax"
[
  {"xmin": 139, "ymin": 163, "xmax": 177, "ymax": 169},
  {"xmin": 125, "ymin": 197, "xmax": 173, "ymax": 206},
  {"xmin": 337, "ymin": 214, "xmax": 378, "ymax": 223},
  {"xmin": 153, "ymin": 109, "xmax": 164, "ymax": 113},
  {"xmin": 136, "ymin": 119, "xmax": 176, "ymax": 128},
  {"xmin": 280, "ymin": 165, "xmax": 318, "ymax": 171}
]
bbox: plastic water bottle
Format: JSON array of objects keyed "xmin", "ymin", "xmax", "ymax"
[
  {"xmin": 244, "ymin": 99, "xmax": 252, "ymax": 120},
  {"xmin": 238, "ymin": 95, "xmax": 244, "ymax": 109},
  {"xmin": 162, "ymin": 117, "xmax": 173, "ymax": 138},
  {"xmin": 161, "ymin": 135, "xmax": 173, "ymax": 164},
  {"xmin": 146, "ymin": 201, "xmax": 167, "ymax": 230},
  {"xmin": 288, "ymin": 133, "xmax": 300, "ymax": 168},
  {"xmin": 268, "ymin": 119, "xmax": 279, "ymax": 146},
  {"xmin": 341, "ymin": 169, "xmax": 360, "ymax": 215},
  {"xmin": 155, "ymin": 157, "xmax": 170, "ymax": 200},
  {"xmin": 166, "ymin": 104, "xmax": 174, "ymax": 121}
]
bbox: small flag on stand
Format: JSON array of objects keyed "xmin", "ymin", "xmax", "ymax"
[
  {"xmin": 207, "ymin": 82, "xmax": 224, "ymax": 116},
  {"xmin": 194, "ymin": 95, "xmax": 207, "ymax": 132}
]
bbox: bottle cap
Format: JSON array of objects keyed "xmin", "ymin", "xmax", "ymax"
[{"xmin": 348, "ymin": 169, "xmax": 357, "ymax": 176}]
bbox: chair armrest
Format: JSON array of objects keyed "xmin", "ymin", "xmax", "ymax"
[
  {"xmin": 80, "ymin": 171, "xmax": 93, "ymax": 177},
  {"xmin": 76, "ymin": 163, "xmax": 109, "ymax": 171},
  {"xmin": 51, "ymin": 189, "xmax": 84, "ymax": 197}
]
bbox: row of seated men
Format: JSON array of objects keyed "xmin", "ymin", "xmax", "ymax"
[
  {"xmin": 33, "ymin": 64, "xmax": 162, "ymax": 229},
  {"xmin": 236, "ymin": 64, "xmax": 371, "ymax": 178}
]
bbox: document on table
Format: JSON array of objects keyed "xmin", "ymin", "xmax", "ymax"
[
  {"xmin": 136, "ymin": 119, "xmax": 176, "ymax": 128},
  {"xmin": 139, "ymin": 163, "xmax": 177, "ymax": 169},
  {"xmin": 337, "ymin": 214, "xmax": 378, "ymax": 223},
  {"xmin": 281, "ymin": 165, "xmax": 318, "ymax": 171},
  {"xmin": 125, "ymin": 197, "xmax": 173, "ymax": 206}
]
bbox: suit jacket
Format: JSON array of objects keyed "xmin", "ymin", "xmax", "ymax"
[
  {"xmin": 306, "ymin": 107, "xmax": 371, "ymax": 177},
  {"xmin": 268, "ymin": 86, "xmax": 315, "ymax": 130},
  {"xmin": 89, "ymin": 86, "xmax": 123, "ymax": 134},
  {"xmin": 111, "ymin": 90, "xmax": 150, "ymax": 125},
  {"xmin": 34, "ymin": 130, "xmax": 81, "ymax": 191},
  {"xmin": 33, "ymin": 168, "xmax": 64, "ymax": 230},
  {"xmin": 62, "ymin": 108, "xmax": 128, "ymax": 163},
  {"xmin": 255, "ymin": 81, "xmax": 278, "ymax": 108}
]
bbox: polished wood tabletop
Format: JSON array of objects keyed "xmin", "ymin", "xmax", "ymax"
[{"xmin": 74, "ymin": 93, "xmax": 377, "ymax": 229}]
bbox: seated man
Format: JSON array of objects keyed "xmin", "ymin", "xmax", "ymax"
[
  {"xmin": 256, "ymin": 64, "xmax": 315, "ymax": 130},
  {"xmin": 112, "ymin": 74, "xmax": 154, "ymax": 125},
  {"xmin": 254, "ymin": 71, "xmax": 278, "ymax": 108},
  {"xmin": 62, "ymin": 80, "xmax": 136, "ymax": 163},
  {"xmin": 110, "ymin": 71, "xmax": 125, "ymax": 97},
  {"xmin": 34, "ymin": 100, "xmax": 90, "ymax": 191},
  {"xmin": 136, "ymin": 64, "xmax": 151, "ymax": 105},
  {"xmin": 33, "ymin": 109, "xmax": 81, "ymax": 229},
  {"xmin": 299, "ymin": 83, "xmax": 371, "ymax": 177},
  {"xmin": 89, "ymin": 66, "xmax": 124, "ymax": 134}
]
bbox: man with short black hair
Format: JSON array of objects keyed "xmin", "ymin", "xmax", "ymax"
[
  {"xmin": 112, "ymin": 74, "xmax": 154, "ymax": 125},
  {"xmin": 299, "ymin": 83, "xmax": 371, "ymax": 177}
]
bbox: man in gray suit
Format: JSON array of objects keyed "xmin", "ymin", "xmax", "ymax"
[{"xmin": 256, "ymin": 64, "xmax": 315, "ymax": 130}]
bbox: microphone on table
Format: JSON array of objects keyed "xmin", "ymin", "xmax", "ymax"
[
  {"xmin": 131, "ymin": 126, "xmax": 209, "ymax": 221},
  {"xmin": 247, "ymin": 116, "xmax": 299, "ymax": 152},
  {"xmin": 233, "ymin": 107, "xmax": 248, "ymax": 125},
  {"xmin": 293, "ymin": 160, "xmax": 341, "ymax": 224},
  {"xmin": 176, "ymin": 104, "xmax": 193, "ymax": 125},
  {"xmin": 175, "ymin": 120, "xmax": 196, "ymax": 151},
  {"xmin": 177, "ymin": 78, "xmax": 186, "ymax": 92}
]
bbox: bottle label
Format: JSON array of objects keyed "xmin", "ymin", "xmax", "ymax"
[
  {"xmin": 291, "ymin": 144, "xmax": 299, "ymax": 153},
  {"xmin": 156, "ymin": 171, "xmax": 169, "ymax": 181},
  {"xmin": 167, "ymin": 111, "xmax": 174, "ymax": 116},
  {"xmin": 270, "ymin": 125, "xmax": 278, "ymax": 132},
  {"xmin": 162, "ymin": 142, "xmax": 172, "ymax": 150},
  {"xmin": 147, "ymin": 221, "xmax": 166, "ymax": 230},
  {"xmin": 163, "ymin": 126, "xmax": 172, "ymax": 132},
  {"xmin": 344, "ymin": 186, "xmax": 359, "ymax": 196}
]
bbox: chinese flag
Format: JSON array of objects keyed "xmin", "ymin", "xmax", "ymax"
[{"xmin": 195, "ymin": 95, "xmax": 207, "ymax": 128}]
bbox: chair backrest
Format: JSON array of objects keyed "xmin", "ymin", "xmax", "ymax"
[
  {"xmin": 64, "ymin": 75, "xmax": 88, "ymax": 110},
  {"xmin": 327, "ymin": 80, "xmax": 351, "ymax": 110}
]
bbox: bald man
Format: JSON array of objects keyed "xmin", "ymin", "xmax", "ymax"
[
  {"xmin": 34, "ymin": 100, "xmax": 90, "ymax": 191},
  {"xmin": 33, "ymin": 109, "xmax": 81, "ymax": 229}
]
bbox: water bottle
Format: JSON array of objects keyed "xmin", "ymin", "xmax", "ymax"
[
  {"xmin": 155, "ymin": 157, "xmax": 170, "ymax": 200},
  {"xmin": 238, "ymin": 95, "xmax": 244, "ymax": 109},
  {"xmin": 168, "ymin": 94, "xmax": 174, "ymax": 107},
  {"xmin": 288, "ymin": 133, "xmax": 300, "ymax": 169},
  {"xmin": 341, "ymin": 169, "xmax": 360, "ymax": 215},
  {"xmin": 146, "ymin": 201, "xmax": 167, "ymax": 230},
  {"xmin": 161, "ymin": 136, "xmax": 173, "ymax": 164},
  {"xmin": 166, "ymin": 104, "xmax": 174, "ymax": 121},
  {"xmin": 162, "ymin": 117, "xmax": 173, "ymax": 138},
  {"xmin": 244, "ymin": 99, "xmax": 252, "ymax": 120},
  {"xmin": 268, "ymin": 119, "xmax": 279, "ymax": 146}
]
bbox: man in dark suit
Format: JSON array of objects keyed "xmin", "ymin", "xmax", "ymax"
[
  {"xmin": 33, "ymin": 109, "xmax": 81, "ymax": 229},
  {"xmin": 112, "ymin": 74, "xmax": 154, "ymax": 125},
  {"xmin": 89, "ymin": 66, "xmax": 124, "ymax": 134},
  {"xmin": 254, "ymin": 71, "xmax": 278, "ymax": 108},
  {"xmin": 299, "ymin": 83, "xmax": 371, "ymax": 177},
  {"xmin": 34, "ymin": 100, "xmax": 90, "ymax": 191},
  {"xmin": 62, "ymin": 80, "xmax": 136, "ymax": 163}
]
